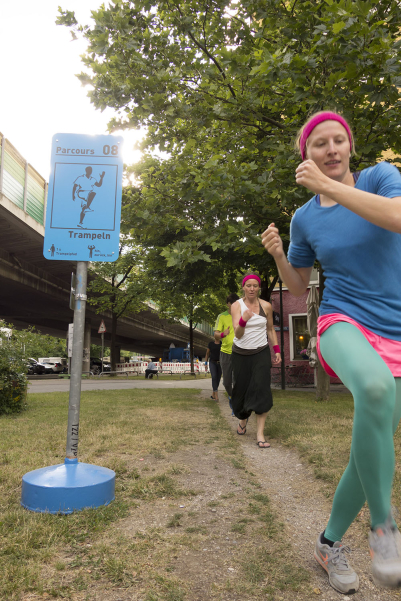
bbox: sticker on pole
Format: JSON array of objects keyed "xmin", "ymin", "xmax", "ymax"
[
  {"xmin": 98, "ymin": 320, "xmax": 107, "ymax": 334},
  {"xmin": 43, "ymin": 133, "xmax": 123, "ymax": 262}
]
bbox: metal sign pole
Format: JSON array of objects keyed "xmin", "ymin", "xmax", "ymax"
[
  {"xmin": 66, "ymin": 261, "xmax": 88, "ymax": 460},
  {"xmin": 101, "ymin": 333, "xmax": 104, "ymax": 374},
  {"xmin": 98, "ymin": 320, "xmax": 107, "ymax": 373}
]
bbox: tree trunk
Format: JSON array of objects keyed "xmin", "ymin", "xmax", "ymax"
[
  {"xmin": 316, "ymin": 264, "xmax": 330, "ymax": 400},
  {"xmin": 316, "ymin": 357, "xmax": 330, "ymax": 401},
  {"xmin": 189, "ymin": 318, "xmax": 194, "ymax": 373},
  {"xmin": 110, "ymin": 311, "xmax": 118, "ymax": 372},
  {"xmin": 261, "ymin": 274, "xmax": 278, "ymax": 301}
]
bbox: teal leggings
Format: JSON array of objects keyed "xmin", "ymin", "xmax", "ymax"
[{"xmin": 319, "ymin": 322, "xmax": 401, "ymax": 542}]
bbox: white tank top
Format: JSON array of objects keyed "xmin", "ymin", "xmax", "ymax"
[{"xmin": 233, "ymin": 298, "xmax": 268, "ymax": 350}]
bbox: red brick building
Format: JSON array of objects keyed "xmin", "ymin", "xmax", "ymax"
[{"xmin": 269, "ymin": 268, "xmax": 341, "ymax": 386}]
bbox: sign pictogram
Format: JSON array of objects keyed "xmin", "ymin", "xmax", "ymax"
[{"xmin": 98, "ymin": 320, "xmax": 107, "ymax": 334}]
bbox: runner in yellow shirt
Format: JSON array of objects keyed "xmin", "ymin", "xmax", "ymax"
[{"xmin": 214, "ymin": 293, "xmax": 239, "ymax": 413}]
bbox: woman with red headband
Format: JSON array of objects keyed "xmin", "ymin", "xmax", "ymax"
[
  {"xmin": 262, "ymin": 111, "xmax": 401, "ymax": 594},
  {"xmin": 230, "ymin": 273, "xmax": 281, "ymax": 448}
]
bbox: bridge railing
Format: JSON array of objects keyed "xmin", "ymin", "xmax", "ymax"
[{"xmin": 0, "ymin": 132, "xmax": 47, "ymax": 226}]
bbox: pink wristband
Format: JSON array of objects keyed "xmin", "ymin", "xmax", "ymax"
[
  {"xmin": 273, "ymin": 345, "xmax": 280, "ymax": 353},
  {"xmin": 220, "ymin": 332, "xmax": 226, "ymax": 339},
  {"xmin": 239, "ymin": 317, "xmax": 247, "ymax": 328}
]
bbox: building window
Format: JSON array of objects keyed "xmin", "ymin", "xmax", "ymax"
[{"xmin": 289, "ymin": 314, "xmax": 311, "ymax": 360}]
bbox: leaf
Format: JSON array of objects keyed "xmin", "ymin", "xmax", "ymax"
[
  {"xmin": 184, "ymin": 138, "xmax": 196, "ymax": 151},
  {"xmin": 332, "ymin": 21, "xmax": 346, "ymax": 34}
]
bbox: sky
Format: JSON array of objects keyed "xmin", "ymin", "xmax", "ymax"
[{"xmin": 0, "ymin": 0, "xmax": 144, "ymax": 181}]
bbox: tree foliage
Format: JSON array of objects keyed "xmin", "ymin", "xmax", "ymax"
[
  {"xmin": 88, "ymin": 242, "xmax": 150, "ymax": 368},
  {"xmin": 146, "ymin": 258, "xmax": 232, "ymax": 368},
  {"xmin": 0, "ymin": 322, "xmax": 67, "ymax": 361},
  {"xmin": 58, "ymin": 0, "xmax": 401, "ymax": 274},
  {"xmin": 0, "ymin": 325, "xmax": 28, "ymax": 414},
  {"xmin": 88, "ymin": 244, "xmax": 148, "ymax": 319},
  {"xmin": 57, "ymin": 0, "xmax": 401, "ymax": 397}
]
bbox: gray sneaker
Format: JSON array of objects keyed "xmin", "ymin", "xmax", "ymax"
[
  {"xmin": 369, "ymin": 516, "xmax": 401, "ymax": 588},
  {"xmin": 314, "ymin": 533, "xmax": 359, "ymax": 594}
]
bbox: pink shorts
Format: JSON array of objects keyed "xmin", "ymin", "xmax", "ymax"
[{"xmin": 317, "ymin": 313, "xmax": 401, "ymax": 378}]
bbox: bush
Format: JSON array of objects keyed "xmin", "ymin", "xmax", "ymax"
[{"xmin": 0, "ymin": 326, "xmax": 27, "ymax": 415}]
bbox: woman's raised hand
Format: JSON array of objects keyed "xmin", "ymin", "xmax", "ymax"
[
  {"xmin": 242, "ymin": 309, "xmax": 254, "ymax": 322},
  {"xmin": 295, "ymin": 159, "xmax": 330, "ymax": 193},
  {"xmin": 261, "ymin": 223, "xmax": 284, "ymax": 260}
]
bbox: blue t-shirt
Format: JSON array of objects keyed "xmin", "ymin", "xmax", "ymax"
[{"xmin": 287, "ymin": 161, "xmax": 401, "ymax": 340}]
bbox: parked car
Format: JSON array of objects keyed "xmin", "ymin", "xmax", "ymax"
[
  {"xmin": 90, "ymin": 358, "xmax": 111, "ymax": 374},
  {"xmin": 41, "ymin": 361, "xmax": 60, "ymax": 374},
  {"xmin": 26, "ymin": 358, "xmax": 46, "ymax": 375},
  {"xmin": 38, "ymin": 358, "xmax": 65, "ymax": 374}
]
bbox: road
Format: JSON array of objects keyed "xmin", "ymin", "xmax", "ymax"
[
  {"xmin": 28, "ymin": 376, "xmax": 348, "ymax": 395},
  {"xmin": 28, "ymin": 375, "xmax": 224, "ymax": 394}
]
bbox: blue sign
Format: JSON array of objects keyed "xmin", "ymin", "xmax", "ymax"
[{"xmin": 43, "ymin": 133, "xmax": 123, "ymax": 262}]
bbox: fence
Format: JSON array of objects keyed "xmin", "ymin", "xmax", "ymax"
[
  {"xmin": 115, "ymin": 361, "xmax": 208, "ymax": 374},
  {"xmin": 0, "ymin": 133, "xmax": 47, "ymax": 225},
  {"xmin": 271, "ymin": 362, "xmax": 315, "ymax": 387}
]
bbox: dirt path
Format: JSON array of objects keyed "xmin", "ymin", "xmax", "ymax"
[{"xmin": 215, "ymin": 392, "xmax": 401, "ymax": 601}]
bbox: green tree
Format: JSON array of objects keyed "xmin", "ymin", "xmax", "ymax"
[
  {"xmin": 88, "ymin": 243, "xmax": 149, "ymax": 370},
  {"xmin": 124, "ymin": 154, "xmax": 277, "ymax": 291},
  {"xmin": 58, "ymin": 0, "xmax": 401, "ymax": 269},
  {"xmin": 147, "ymin": 259, "xmax": 231, "ymax": 370},
  {"xmin": 14, "ymin": 328, "xmax": 66, "ymax": 360},
  {"xmin": 0, "ymin": 321, "xmax": 67, "ymax": 361},
  {"xmin": 90, "ymin": 343, "xmax": 111, "ymax": 359},
  {"xmin": 0, "ymin": 324, "xmax": 27, "ymax": 414},
  {"xmin": 59, "ymin": 0, "xmax": 401, "ymax": 397}
]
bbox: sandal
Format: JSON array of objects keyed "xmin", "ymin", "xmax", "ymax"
[
  {"xmin": 256, "ymin": 440, "xmax": 271, "ymax": 449},
  {"xmin": 237, "ymin": 418, "xmax": 248, "ymax": 435}
]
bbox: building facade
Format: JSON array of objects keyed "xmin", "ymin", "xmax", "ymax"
[{"xmin": 269, "ymin": 269, "xmax": 341, "ymax": 386}]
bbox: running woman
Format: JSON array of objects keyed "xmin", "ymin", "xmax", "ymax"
[
  {"xmin": 262, "ymin": 111, "xmax": 401, "ymax": 594},
  {"xmin": 231, "ymin": 274, "xmax": 281, "ymax": 448}
]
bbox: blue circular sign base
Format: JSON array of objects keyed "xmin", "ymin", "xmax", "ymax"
[{"xmin": 21, "ymin": 458, "xmax": 115, "ymax": 514}]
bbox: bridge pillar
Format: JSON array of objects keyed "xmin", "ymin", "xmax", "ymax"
[{"xmin": 83, "ymin": 319, "xmax": 91, "ymax": 375}]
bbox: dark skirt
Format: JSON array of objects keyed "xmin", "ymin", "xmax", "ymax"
[{"xmin": 231, "ymin": 347, "xmax": 273, "ymax": 420}]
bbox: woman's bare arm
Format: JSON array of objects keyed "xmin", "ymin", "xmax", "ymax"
[
  {"xmin": 296, "ymin": 160, "xmax": 401, "ymax": 233},
  {"xmin": 262, "ymin": 300, "xmax": 282, "ymax": 365},
  {"xmin": 231, "ymin": 301, "xmax": 245, "ymax": 339},
  {"xmin": 261, "ymin": 224, "xmax": 312, "ymax": 296}
]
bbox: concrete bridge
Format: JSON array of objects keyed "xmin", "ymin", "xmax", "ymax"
[{"xmin": 0, "ymin": 133, "xmax": 213, "ymax": 357}]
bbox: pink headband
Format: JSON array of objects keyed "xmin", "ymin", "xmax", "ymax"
[
  {"xmin": 300, "ymin": 112, "xmax": 352, "ymax": 160},
  {"xmin": 242, "ymin": 274, "xmax": 261, "ymax": 287}
]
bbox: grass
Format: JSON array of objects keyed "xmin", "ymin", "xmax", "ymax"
[
  {"xmin": 268, "ymin": 389, "xmax": 401, "ymax": 511},
  {"xmin": 0, "ymin": 388, "xmax": 216, "ymax": 600},
  {"xmin": 267, "ymin": 390, "xmax": 355, "ymax": 488},
  {"xmin": 167, "ymin": 513, "xmax": 183, "ymax": 528},
  {"xmin": 3, "ymin": 386, "xmax": 400, "ymax": 600}
]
